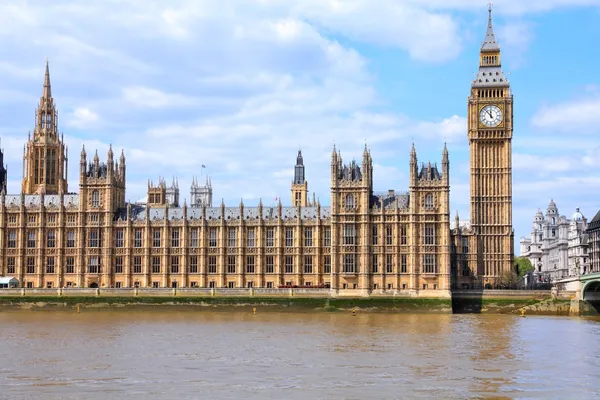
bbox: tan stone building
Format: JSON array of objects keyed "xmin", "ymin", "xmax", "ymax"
[
  {"xmin": 451, "ymin": 6, "xmax": 514, "ymax": 289},
  {"xmin": 0, "ymin": 8, "xmax": 512, "ymax": 294}
]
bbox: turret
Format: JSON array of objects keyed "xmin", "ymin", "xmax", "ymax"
[
  {"xmin": 442, "ymin": 143, "xmax": 449, "ymax": 183},
  {"xmin": 409, "ymin": 143, "xmax": 418, "ymax": 186}
]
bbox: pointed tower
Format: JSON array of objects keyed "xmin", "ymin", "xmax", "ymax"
[
  {"xmin": 190, "ymin": 172, "xmax": 213, "ymax": 207},
  {"xmin": 0, "ymin": 140, "xmax": 6, "ymax": 193},
  {"xmin": 166, "ymin": 176, "xmax": 180, "ymax": 207},
  {"xmin": 291, "ymin": 150, "xmax": 308, "ymax": 207},
  {"xmin": 468, "ymin": 5, "xmax": 514, "ymax": 285},
  {"xmin": 22, "ymin": 61, "xmax": 68, "ymax": 194}
]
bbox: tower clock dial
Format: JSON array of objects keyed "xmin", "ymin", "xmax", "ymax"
[{"xmin": 479, "ymin": 104, "xmax": 503, "ymax": 127}]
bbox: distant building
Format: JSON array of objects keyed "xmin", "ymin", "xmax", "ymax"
[
  {"xmin": 519, "ymin": 200, "xmax": 589, "ymax": 282},
  {"xmin": 586, "ymin": 210, "xmax": 600, "ymax": 274},
  {"xmin": 190, "ymin": 175, "xmax": 212, "ymax": 207},
  {"xmin": 0, "ymin": 141, "xmax": 6, "ymax": 194}
]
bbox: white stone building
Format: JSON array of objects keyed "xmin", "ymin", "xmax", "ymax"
[{"xmin": 520, "ymin": 200, "xmax": 589, "ymax": 283}]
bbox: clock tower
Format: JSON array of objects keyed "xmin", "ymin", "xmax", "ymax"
[{"xmin": 468, "ymin": 5, "xmax": 514, "ymax": 285}]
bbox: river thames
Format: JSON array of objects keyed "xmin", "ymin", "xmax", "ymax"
[{"xmin": 0, "ymin": 311, "xmax": 598, "ymax": 399}]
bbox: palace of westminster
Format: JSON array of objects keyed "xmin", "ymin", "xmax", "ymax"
[{"xmin": 0, "ymin": 8, "xmax": 514, "ymax": 293}]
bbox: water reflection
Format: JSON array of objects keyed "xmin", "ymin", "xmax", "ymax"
[{"xmin": 0, "ymin": 311, "xmax": 598, "ymax": 399}]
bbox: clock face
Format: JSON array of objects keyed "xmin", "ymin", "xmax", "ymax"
[{"xmin": 479, "ymin": 104, "xmax": 503, "ymax": 127}]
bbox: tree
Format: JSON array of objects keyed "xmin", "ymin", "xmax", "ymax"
[
  {"xmin": 496, "ymin": 270, "xmax": 519, "ymax": 289},
  {"xmin": 514, "ymin": 256, "xmax": 534, "ymax": 277}
]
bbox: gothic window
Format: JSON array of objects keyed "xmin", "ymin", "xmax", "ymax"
[
  {"xmin": 228, "ymin": 228, "xmax": 236, "ymax": 247},
  {"xmin": 462, "ymin": 238, "xmax": 469, "ymax": 254},
  {"xmin": 343, "ymin": 224, "xmax": 356, "ymax": 245},
  {"xmin": 324, "ymin": 255, "xmax": 331, "ymax": 274},
  {"xmin": 323, "ymin": 228, "xmax": 331, "ymax": 247},
  {"xmin": 304, "ymin": 256, "xmax": 313, "ymax": 274},
  {"xmin": 7, "ymin": 258, "xmax": 15, "ymax": 274},
  {"xmin": 386, "ymin": 226, "xmax": 393, "ymax": 245},
  {"xmin": 115, "ymin": 257, "xmax": 123, "ymax": 274},
  {"xmin": 209, "ymin": 228, "xmax": 217, "ymax": 247},
  {"xmin": 171, "ymin": 228, "xmax": 180, "ymax": 248},
  {"xmin": 133, "ymin": 256, "xmax": 142, "ymax": 274},
  {"xmin": 425, "ymin": 193, "xmax": 434, "ymax": 209},
  {"xmin": 423, "ymin": 254, "xmax": 437, "ymax": 274},
  {"xmin": 134, "ymin": 229, "xmax": 143, "ymax": 248},
  {"xmin": 88, "ymin": 229, "xmax": 100, "ymax": 248},
  {"xmin": 27, "ymin": 257, "xmax": 35, "ymax": 274},
  {"xmin": 88, "ymin": 257, "xmax": 100, "ymax": 274},
  {"xmin": 266, "ymin": 228, "xmax": 275, "ymax": 247},
  {"xmin": 227, "ymin": 256, "xmax": 236, "ymax": 274},
  {"xmin": 153, "ymin": 229, "xmax": 161, "ymax": 248},
  {"xmin": 265, "ymin": 256, "xmax": 274, "ymax": 274},
  {"xmin": 372, "ymin": 254, "xmax": 378, "ymax": 273},
  {"xmin": 189, "ymin": 256, "xmax": 198, "ymax": 273},
  {"xmin": 190, "ymin": 229, "xmax": 199, "ymax": 248},
  {"xmin": 401, "ymin": 254, "xmax": 408, "ymax": 273},
  {"xmin": 343, "ymin": 254, "xmax": 356, "ymax": 273},
  {"xmin": 46, "ymin": 257, "xmax": 55, "ymax": 274},
  {"xmin": 171, "ymin": 256, "xmax": 179, "ymax": 274},
  {"xmin": 152, "ymin": 257, "xmax": 161, "ymax": 273},
  {"xmin": 372, "ymin": 226, "xmax": 378, "ymax": 245},
  {"xmin": 304, "ymin": 228, "xmax": 313, "ymax": 247},
  {"xmin": 345, "ymin": 194, "xmax": 355, "ymax": 209},
  {"xmin": 285, "ymin": 228, "xmax": 294, "ymax": 247},
  {"xmin": 551, "ymin": 217, "xmax": 556, "ymax": 225},
  {"xmin": 246, "ymin": 256, "xmax": 255, "ymax": 273},
  {"xmin": 400, "ymin": 225, "xmax": 407, "ymax": 245},
  {"xmin": 92, "ymin": 190, "xmax": 100, "ymax": 208},
  {"xmin": 27, "ymin": 231, "xmax": 36, "ymax": 248},
  {"xmin": 284, "ymin": 256, "xmax": 293, "ymax": 273},
  {"xmin": 114, "ymin": 229, "xmax": 124, "ymax": 248},
  {"xmin": 7, "ymin": 230, "xmax": 17, "ymax": 248},
  {"xmin": 66, "ymin": 257, "xmax": 75, "ymax": 274},
  {"xmin": 386, "ymin": 254, "xmax": 393, "ymax": 273},
  {"xmin": 208, "ymin": 256, "xmax": 217, "ymax": 273},
  {"xmin": 247, "ymin": 228, "xmax": 255, "ymax": 248},
  {"xmin": 423, "ymin": 224, "xmax": 436, "ymax": 245},
  {"xmin": 46, "ymin": 230, "xmax": 56, "ymax": 248}
]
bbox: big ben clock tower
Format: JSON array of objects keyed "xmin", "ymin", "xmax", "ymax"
[{"xmin": 468, "ymin": 5, "xmax": 514, "ymax": 285}]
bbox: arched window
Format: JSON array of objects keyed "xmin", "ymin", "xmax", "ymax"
[
  {"xmin": 92, "ymin": 190, "xmax": 100, "ymax": 207},
  {"xmin": 345, "ymin": 194, "xmax": 355, "ymax": 209},
  {"xmin": 551, "ymin": 217, "xmax": 555, "ymax": 225},
  {"xmin": 425, "ymin": 193, "xmax": 434, "ymax": 209}
]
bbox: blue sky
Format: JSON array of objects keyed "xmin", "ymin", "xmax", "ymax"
[{"xmin": 0, "ymin": 0, "xmax": 599, "ymax": 254}]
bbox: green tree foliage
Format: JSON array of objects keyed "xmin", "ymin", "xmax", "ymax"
[{"xmin": 514, "ymin": 256, "xmax": 534, "ymax": 277}]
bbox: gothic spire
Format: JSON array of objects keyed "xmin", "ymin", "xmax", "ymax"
[
  {"xmin": 42, "ymin": 60, "xmax": 52, "ymax": 100},
  {"xmin": 481, "ymin": 3, "xmax": 500, "ymax": 52}
]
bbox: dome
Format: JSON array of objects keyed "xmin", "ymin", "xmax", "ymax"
[
  {"xmin": 534, "ymin": 209, "xmax": 544, "ymax": 220},
  {"xmin": 572, "ymin": 207, "xmax": 584, "ymax": 221},
  {"xmin": 547, "ymin": 199, "xmax": 558, "ymax": 213}
]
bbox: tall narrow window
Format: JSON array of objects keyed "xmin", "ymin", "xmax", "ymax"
[
  {"xmin": 7, "ymin": 258, "xmax": 15, "ymax": 274},
  {"xmin": 66, "ymin": 257, "xmax": 75, "ymax": 274},
  {"xmin": 208, "ymin": 256, "xmax": 217, "ymax": 273},
  {"xmin": 424, "ymin": 193, "xmax": 434, "ymax": 209},
  {"xmin": 423, "ymin": 224, "xmax": 436, "ymax": 245},
  {"xmin": 190, "ymin": 228, "xmax": 199, "ymax": 248},
  {"xmin": 247, "ymin": 228, "xmax": 255, "ymax": 248},
  {"xmin": 323, "ymin": 228, "xmax": 331, "ymax": 247},
  {"xmin": 171, "ymin": 256, "xmax": 179, "ymax": 273},
  {"xmin": 345, "ymin": 194, "xmax": 355, "ymax": 208},
  {"xmin": 386, "ymin": 226, "xmax": 393, "ymax": 245},
  {"xmin": 152, "ymin": 257, "xmax": 161, "ymax": 274},
  {"xmin": 284, "ymin": 256, "xmax": 293, "ymax": 274},
  {"xmin": 115, "ymin": 257, "xmax": 123, "ymax": 274},
  {"xmin": 27, "ymin": 257, "xmax": 35, "ymax": 274},
  {"xmin": 401, "ymin": 254, "xmax": 407, "ymax": 273},
  {"xmin": 304, "ymin": 228, "xmax": 313, "ymax": 247},
  {"xmin": 88, "ymin": 257, "xmax": 100, "ymax": 274},
  {"xmin": 246, "ymin": 256, "xmax": 255, "ymax": 273},
  {"xmin": 189, "ymin": 256, "xmax": 198, "ymax": 273},
  {"xmin": 372, "ymin": 254, "xmax": 379, "ymax": 273},
  {"xmin": 400, "ymin": 225, "xmax": 407, "ymax": 245},
  {"xmin": 46, "ymin": 257, "xmax": 55, "ymax": 274},
  {"xmin": 88, "ymin": 229, "xmax": 100, "ymax": 247},
  {"xmin": 171, "ymin": 229, "xmax": 180, "ymax": 248},
  {"xmin": 304, "ymin": 256, "xmax": 313, "ymax": 274},
  {"xmin": 153, "ymin": 229, "xmax": 161, "ymax": 248},
  {"xmin": 228, "ymin": 228, "xmax": 236, "ymax": 247},
  {"xmin": 67, "ymin": 230, "xmax": 76, "ymax": 248},
  {"xmin": 227, "ymin": 256, "xmax": 236, "ymax": 274},
  {"xmin": 343, "ymin": 254, "xmax": 356, "ymax": 273},
  {"xmin": 27, "ymin": 231, "xmax": 36, "ymax": 248},
  {"xmin": 285, "ymin": 228, "xmax": 294, "ymax": 247},
  {"xmin": 423, "ymin": 254, "xmax": 437, "ymax": 274},
  {"xmin": 92, "ymin": 191, "xmax": 100, "ymax": 208},
  {"xmin": 324, "ymin": 255, "xmax": 331, "ymax": 274},
  {"xmin": 265, "ymin": 256, "xmax": 274, "ymax": 273},
  {"xmin": 114, "ymin": 229, "xmax": 124, "ymax": 248},
  {"xmin": 343, "ymin": 224, "xmax": 355, "ymax": 245},
  {"xmin": 372, "ymin": 226, "xmax": 378, "ymax": 245},
  {"xmin": 209, "ymin": 228, "xmax": 217, "ymax": 247},
  {"xmin": 266, "ymin": 228, "xmax": 275, "ymax": 247},
  {"xmin": 7, "ymin": 230, "xmax": 17, "ymax": 248},
  {"xmin": 133, "ymin": 257, "xmax": 142, "ymax": 274},
  {"xmin": 386, "ymin": 254, "xmax": 393, "ymax": 273},
  {"xmin": 134, "ymin": 229, "xmax": 143, "ymax": 248}
]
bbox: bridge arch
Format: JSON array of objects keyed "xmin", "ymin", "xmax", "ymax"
[{"xmin": 582, "ymin": 280, "xmax": 600, "ymax": 301}]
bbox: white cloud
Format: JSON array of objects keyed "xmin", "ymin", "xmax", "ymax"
[
  {"xmin": 513, "ymin": 153, "xmax": 575, "ymax": 173},
  {"xmin": 121, "ymin": 86, "xmax": 200, "ymax": 108},
  {"xmin": 531, "ymin": 95, "xmax": 600, "ymax": 133},
  {"xmin": 65, "ymin": 107, "xmax": 100, "ymax": 129}
]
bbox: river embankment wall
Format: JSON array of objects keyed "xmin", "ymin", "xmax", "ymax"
[{"xmin": 0, "ymin": 288, "xmax": 590, "ymax": 315}]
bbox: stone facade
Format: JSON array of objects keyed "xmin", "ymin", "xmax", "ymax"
[
  {"xmin": 0, "ymin": 63, "xmax": 452, "ymax": 295},
  {"xmin": 451, "ymin": 6, "xmax": 514, "ymax": 289},
  {"xmin": 519, "ymin": 200, "xmax": 589, "ymax": 282},
  {"xmin": 587, "ymin": 210, "xmax": 600, "ymax": 275}
]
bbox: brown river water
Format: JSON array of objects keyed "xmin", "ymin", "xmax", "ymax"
[{"xmin": 0, "ymin": 311, "xmax": 599, "ymax": 399}]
